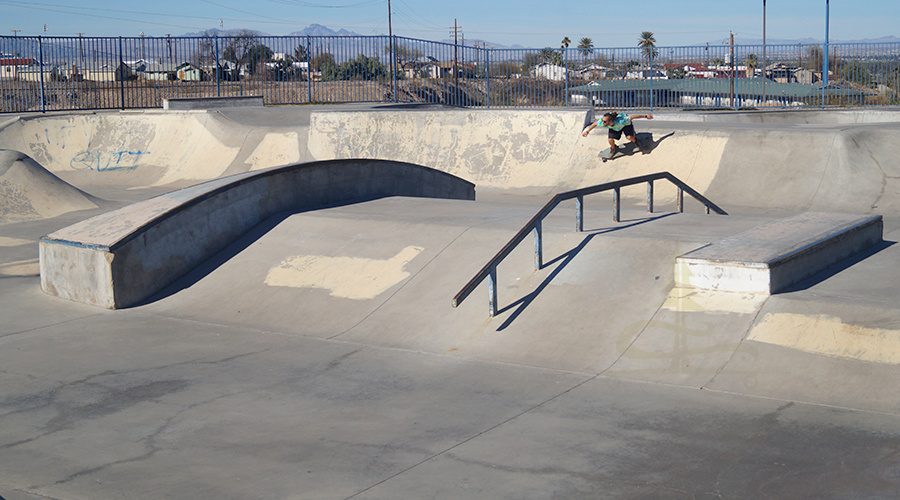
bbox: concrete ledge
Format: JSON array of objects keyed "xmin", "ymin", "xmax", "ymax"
[
  {"xmin": 39, "ymin": 159, "xmax": 475, "ymax": 309},
  {"xmin": 163, "ymin": 96, "xmax": 264, "ymax": 110},
  {"xmin": 676, "ymin": 212, "xmax": 883, "ymax": 293}
]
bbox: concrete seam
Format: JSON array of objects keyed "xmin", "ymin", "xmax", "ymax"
[
  {"xmin": 804, "ymin": 128, "xmax": 844, "ymax": 211},
  {"xmin": 0, "ymin": 483, "xmax": 62, "ymax": 500},
  {"xmin": 141, "ymin": 309, "xmax": 597, "ymax": 378},
  {"xmin": 700, "ymin": 387, "xmax": 900, "ymax": 418},
  {"xmin": 325, "ymin": 224, "xmax": 477, "ymax": 341},
  {"xmin": 342, "ymin": 373, "xmax": 601, "ymax": 499},
  {"xmin": 0, "ymin": 313, "xmax": 107, "ymax": 340},
  {"xmin": 702, "ymin": 294, "xmax": 771, "ymax": 389},
  {"xmin": 598, "ymin": 298, "xmax": 668, "ymax": 376}
]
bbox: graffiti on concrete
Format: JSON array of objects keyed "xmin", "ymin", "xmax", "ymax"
[{"xmin": 70, "ymin": 150, "xmax": 150, "ymax": 171}]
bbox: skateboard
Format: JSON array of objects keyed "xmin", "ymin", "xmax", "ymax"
[{"xmin": 600, "ymin": 141, "xmax": 647, "ymax": 162}]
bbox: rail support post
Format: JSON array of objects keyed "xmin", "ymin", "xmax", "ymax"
[
  {"xmin": 533, "ymin": 222, "xmax": 543, "ymax": 270},
  {"xmin": 575, "ymin": 195, "xmax": 584, "ymax": 232},
  {"xmin": 613, "ymin": 187, "xmax": 621, "ymax": 223},
  {"xmin": 488, "ymin": 265, "xmax": 498, "ymax": 317},
  {"xmin": 647, "ymin": 180, "xmax": 654, "ymax": 213}
]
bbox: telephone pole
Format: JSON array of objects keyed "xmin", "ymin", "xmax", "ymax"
[
  {"xmin": 450, "ymin": 19, "xmax": 463, "ymax": 103},
  {"xmin": 77, "ymin": 33, "xmax": 85, "ymax": 65}
]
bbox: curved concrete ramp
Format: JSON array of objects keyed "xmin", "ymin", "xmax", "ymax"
[
  {"xmin": 39, "ymin": 159, "xmax": 474, "ymax": 309},
  {"xmin": 0, "ymin": 149, "xmax": 99, "ymax": 224},
  {"xmin": 0, "ymin": 108, "xmax": 319, "ymax": 188},
  {"xmin": 309, "ymin": 108, "xmax": 900, "ymax": 215}
]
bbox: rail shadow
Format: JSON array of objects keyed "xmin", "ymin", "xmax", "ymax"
[{"xmin": 495, "ymin": 212, "xmax": 676, "ymax": 331}]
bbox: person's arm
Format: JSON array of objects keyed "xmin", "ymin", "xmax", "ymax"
[
  {"xmin": 582, "ymin": 122, "xmax": 598, "ymax": 137},
  {"xmin": 632, "ymin": 114, "xmax": 653, "ymax": 120}
]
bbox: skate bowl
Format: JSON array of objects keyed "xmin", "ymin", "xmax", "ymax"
[{"xmin": 3, "ymin": 105, "xmax": 900, "ymax": 498}]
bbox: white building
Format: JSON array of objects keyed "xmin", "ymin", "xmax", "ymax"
[{"xmin": 531, "ymin": 62, "xmax": 568, "ymax": 81}]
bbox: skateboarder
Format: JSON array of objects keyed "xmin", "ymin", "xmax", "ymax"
[{"xmin": 582, "ymin": 111, "xmax": 653, "ymax": 158}]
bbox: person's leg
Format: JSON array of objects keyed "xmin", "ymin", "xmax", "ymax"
[
  {"xmin": 623, "ymin": 124, "xmax": 646, "ymax": 151},
  {"xmin": 608, "ymin": 128, "xmax": 622, "ymax": 154}
]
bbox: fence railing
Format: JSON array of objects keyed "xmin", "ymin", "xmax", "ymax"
[
  {"xmin": 451, "ymin": 172, "xmax": 727, "ymax": 318},
  {"xmin": 2, "ymin": 34, "xmax": 900, "ymax": 113}
]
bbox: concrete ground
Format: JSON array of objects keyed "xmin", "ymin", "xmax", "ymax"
[{"xmin": 2, "ymin": 105, "xmax": 900, "ymax": 499}]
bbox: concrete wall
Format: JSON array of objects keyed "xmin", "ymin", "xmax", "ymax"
[
  {"xmin": 308, "ymin": 108, "xmax": 900, "ymax": 215},
  {"xmin": 0, "ymin": 110, "xmax": 313, "ymax": 187},
  {"xmin": 39, "ymin": 159, "xmax": 475, "ymax": 309}
]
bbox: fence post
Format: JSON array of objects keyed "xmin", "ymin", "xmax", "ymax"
[
  {"xmin": 38, "ymin": 36, "xmax": 46, "ymax": 113},
  {"xmin": 391, "ymin": 35, "xmax": 398, "ymax": 103},
  {"xmin": 306, "ymin": 36, "xmax": 312, "ymax": 103},
  {"xmin": 647, "ymin": 180, "xmax": 654, "ymax": 213},
  {"xmin": 118, "ymin": 37, "xmax": 125, "ymax": 110},
  {"xmin": 649, "ymin": 48, "xmax": 654, "ymax": 111},
  {"xmin": 564, "ymin": 47, "xmax": 569, "ymax": 107},
  {"xmin": 486, "ymin": 47, "xmax": 491, "ymax": 108},
  {"xmin": 215, "ymin": 35, "xmax": 221, "ymax": 97}
]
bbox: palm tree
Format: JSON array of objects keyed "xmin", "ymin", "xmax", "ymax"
[
  {"xmin": 638, "ymin": 31, "xmax": 658, "ymax": 68},
  {"xmin": 746, "ymin": 53, "xmax": 759, "ymax": 77},
  {"xmin": 578, "ymin": 37, "xmax": 594, "ymax": 65},
  {"xmin": 561, "ymin": 36, "xmax": 571, "ymax": 49},
  {"xmin": 539, "ymin": 47, "xmax": 562, "ymax": 65}
]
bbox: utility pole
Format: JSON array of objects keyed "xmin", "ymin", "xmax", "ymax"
[
  {"xmin": 450, "ymin": 19, "xmax": 462, "ymax": 103},
  {"xmin": 77, "ymin": 33, "xmax": 85, "ymax": 64},
  {"xmin": 729, "ymin": 32, "xmax": 735, "ymax": 108},
  {"xmin": 10, "ymin": 30, "xmax": 21, "ymax": 80}
]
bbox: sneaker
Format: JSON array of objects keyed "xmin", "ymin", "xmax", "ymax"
[{"xmin": 605, "ymin": 147, "xmax": 618, "ymax": 159}]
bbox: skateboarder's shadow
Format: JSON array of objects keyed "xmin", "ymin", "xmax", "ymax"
[{"xmin": 635, "ymin": 131, "xmax": 675, "ymax": 155}]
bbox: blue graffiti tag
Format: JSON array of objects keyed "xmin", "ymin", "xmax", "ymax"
[{"xmin": 70, "ymin": 150, "xmax": 150, "ymax": 171}]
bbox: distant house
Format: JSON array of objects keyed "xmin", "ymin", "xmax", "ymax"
[
  {"xmin": 577, "ymin": 64, "xmax": 612, "ymax": 80},
  {"xmin": 403, "ymin": 56, "xmax": 442, "ymax": 79},
  {"xmin": 625, "ymin": 68, "xmax": 668, "ymax": 80},
  {"xmin": 531, "ymin": 62, "xmax": 567, "ymax": 81},
  {"xmin": 176, "ymin": 63, "xmax": 204, "ymax": 81},
  {"xmin": 17, "ymin": 64, "xmax": 60, "ymax": 82},
  {"xmin": 139, "ymin": 62, "xmax": 178, "ymax": 81},
  {"xmin": 0, "ymin": 55, "xmax": 35, "ymax": 79}
]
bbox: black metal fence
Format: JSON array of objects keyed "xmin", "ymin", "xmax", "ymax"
[{"xmin": 2, "ymin": 34, "xmax": 899, "ymax": 113}]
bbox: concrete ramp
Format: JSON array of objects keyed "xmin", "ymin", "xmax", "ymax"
[
  {"xmin": 0, "ymin": 149, "xmax": 99, "ymax": 224},
  {"xmin": 308, "ymin": 108, "xmax": 900, "ymax": 216},
  {"xmin": 0, "ymin": 109, "xmax": 317, "ymax": 188},
  {"xmin": 40, "ymin": 159, "xmax": 474, "ymax": 309},
  {"xmin": 140, "ymin": 195, "xmax": 900, "ymax": 416}
]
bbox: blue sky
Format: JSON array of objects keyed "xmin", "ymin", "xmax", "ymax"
[{"xmin": 2, "ymin": 0, "xmax": 898, "ymax": 47}]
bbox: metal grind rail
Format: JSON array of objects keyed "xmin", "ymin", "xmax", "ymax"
[{"xmin": 451, "ymin": 171, "xmax": 727, "ymax": 317}]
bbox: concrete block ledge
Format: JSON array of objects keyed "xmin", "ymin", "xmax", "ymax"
[
  {"xmin": 163, "ymin": 96, "xmax": 264, "ymax": 110},
  {"xmin": 39, "ymin": 159, "xmax": 475, "ymax": 309},
  {"xmin": 676, "ymin": 212, "xmax": 883, "ymax": 293}
]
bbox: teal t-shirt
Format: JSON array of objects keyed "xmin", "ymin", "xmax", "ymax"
[{"xmin": 600, "ymin": 113, "xmax": 631, "ymax": 132}]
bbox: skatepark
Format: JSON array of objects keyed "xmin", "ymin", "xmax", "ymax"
[{"xmin": 1, "ymin": 103, "xmax": 900, "ymax": 498}]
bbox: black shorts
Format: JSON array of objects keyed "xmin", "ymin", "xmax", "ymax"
[{"xmin": 608, "ymin": 124, "xmax": 636, "ymax": 139}]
